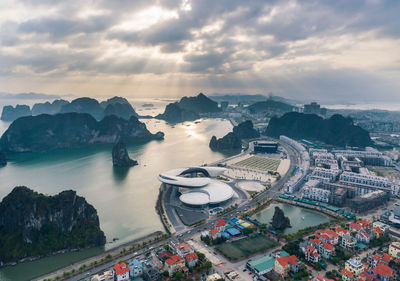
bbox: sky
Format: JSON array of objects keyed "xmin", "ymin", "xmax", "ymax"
[{"xmin": 0, "ymin": 0, "xmax": 399, "ymax": 103}]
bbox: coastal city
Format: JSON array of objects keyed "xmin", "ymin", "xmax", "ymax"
[
  {"xmin": 1, "ymin": 94, "xmax": 399, "ymax": 281},
  {"xmin": 1, "ymin": 1, "xmax": 400, "ymax": 281}
]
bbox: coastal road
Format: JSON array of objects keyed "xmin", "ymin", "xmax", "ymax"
[{"xmin": 64, "ymin": 139, "xmax": 299, "ymax": 281}]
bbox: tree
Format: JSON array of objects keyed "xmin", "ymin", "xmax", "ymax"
[
  {"xmin": 314, "ymin": 262, "xmax": 322, "ymax": 271},
  {"xmin": 175, "ymin": 272, "xmax": 184, "ymax": 279}
]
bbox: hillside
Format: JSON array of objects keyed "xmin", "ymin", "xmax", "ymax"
[
  {"xmin": 247, "ymin": 99, "xmax": 294, "ymax": 114},
  {"xmin": 1, "ymin": 113, "xmax": 164, "ymax": 152},
  {"xmin": 0, "ymin": 186, "xmax": 106, "ymax": 263},
  {"xmin": 265, "ymin": 112, "xmax": 373, "ymax": 147}
]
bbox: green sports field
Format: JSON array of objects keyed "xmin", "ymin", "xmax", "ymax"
[
  {"xmin": 216, "ymin": 234, "xmax": 278, "ymax": 261},
  {"xmin": 233, "ymin": 156, "xmax": 281, "ymax": 171}
]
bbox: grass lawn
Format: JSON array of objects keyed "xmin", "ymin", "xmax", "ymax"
[
  {"xmin": 234, "ymin": 156, "xmax": 281, "ymax": 171},
  {"xmin": 216, "ymin": 234, "xmax": 278, "ymax": 261}
]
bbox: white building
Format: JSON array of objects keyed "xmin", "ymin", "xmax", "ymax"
[
  {"xmin": 158, "ymin": 167, "xmax": 234, "ymax": 207},
  {"xmin": 339, "ymin": 171, "xmax": 389, "ymax": 188},
  {"xmin": 92, "ymin": 270, "xmax": 113, "ymax": 281},
  {"xmin": 302, "ymin": 185, "xmax": 331, "ymax": 203},
  {"xmin": 311, "ymin": 167, "xmax": 340, "ymax": 183},
  {"xmin": 334, "ymin": 148, "xmax": 392, "ymax": 166}
]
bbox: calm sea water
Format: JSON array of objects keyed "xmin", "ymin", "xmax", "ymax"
[
  {"xmin": 0, "ymin": 100, "xmax": 233, "ymax": 280},
  {"xmin": 253, "ymin": 203, "xmax": 331, "ymax": 235}
]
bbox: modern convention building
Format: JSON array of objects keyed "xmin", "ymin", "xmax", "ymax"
[
  {"xmin": 158, "ymin": 167, "xmax": 234, "ymax": 208},
  {"xmin": 253, "ymin": 141, "xmax": 278, "ymax": 154}
]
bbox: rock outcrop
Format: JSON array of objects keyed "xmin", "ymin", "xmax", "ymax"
[
  {"xmin": 156, "ymin": 103, "xmax": 199, "ymax": 123},
  {"xmin": 31, "ymin": 99, "xmax": 69, "ymax": 115},
  {"xmin": 176, "ymin": 93, "xmax": 220, "ymax": 114},
  {"xmin": 232, "ymin": 120, "xmax": 260, "ymax": 139},
  {"xmin": 157, "ymin": 93, "xmax": 220, "ymax": 123},
  {"xmin": 112, "ymin": 141, "xmax": 138, "ymax": 167},
  {"xmin": 271, "ymin": 206, "xmax": 291, "ymax": 230},
  {"xmin": 0, "ymin": 113, "xmax": 164, "ymax": 153},
  {"xmin": 1, "ymin": 105, "xmax": 31, "ymax": 121},
  {"xmin": 102, "ymin": 96, "xmax": 138, "ymax": 120},
  {"xmin": 265, "ymin": 112, "xmax": 373, "ymax": 147},
  {"xmin": 209, "ymin": 120, "xmax": 259, "ymax": 151},
  {"xmin": 209, "ymin": 133, "xmax": 242, "ymax": 151},
  {"xmin": 0, "ymin": 152, "xmax": 6, "ymax": 166},
  {"xmin": 60, "ymin": 97, "xmax": 104, "ymax": 120},
  {"xmin": 0, "ymin": 186, "xmax": 106, "ymax": 263}
]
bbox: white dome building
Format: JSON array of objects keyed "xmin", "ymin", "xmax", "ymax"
[{"xmin": 158, "ymin": 167, "xmax": 234, "ymax": 208}]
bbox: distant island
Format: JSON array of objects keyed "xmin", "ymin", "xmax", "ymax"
[
  {"xmin": 112, "ymin": 140, "xmax": 138, "ymax": 167},
  {"xmin": 209, "ymin": 120, "xmax": 259, "ymax": 151},
  {"xmin": 0, "ymin": 186, "xmax": 106, "ymax": 264},
  {"xmin": 0, "ymin": 113, "xmax": 164, "ymax": 153},
  {"xmin": 1, "ymin": 105, "xmax": 31, "ymax": 122},
  {"xmin": 0, "ymin": 96, "xmax": 138, "ymax": 122},
  {"xmin": 157, "ymin": 93, "xmax": 220, "ymax": 123},
  {"xmin": 247, "ymin": 99, "xmax": 294, "ymax": 116},
  {"xmin": 265, "ymin": 112, "xmax": 373, "ymax": 147},
  {"xmin": 0, "ymin": 92, "xmax": 61, "ymax": 100}
]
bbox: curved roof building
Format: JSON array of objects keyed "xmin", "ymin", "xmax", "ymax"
[{"xmin": 158, "ymin": 167, "xmax": 234, "ymax": 207}]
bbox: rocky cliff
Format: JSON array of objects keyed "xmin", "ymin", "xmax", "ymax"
[
  {"xmin": 0, "ymin": 113, "xmax": 164, "ymax": 152},
  {"xmin": 112, "ymin": 141, "xmax": 138, "ymax": 167},
  {"xmin": 209, "ymin": 120, "xmax": 259, "ymax": 151},
  {"xmin": 271, "ymin": 206, "xmax": 291, "ymax": 230},
  {"xmin": 31, "ymin": 99, "xmax": 69, "ymax": 115},
  {"xmin": 60, "ymin": 97, "xmax": 104, "ymax": 120},
  {"xmin": 156, "ymin": 103, "xmax": 199, "ymax": 123},
  {"xmin": 1, "ymin": 105, "xmax": 31, "ymax": 122},
  {"xmin": 209, "ymin": 133, "xmax": 242, "ymax": 151},
  {"xmin": 0, "ymin": 152, "xmax": 6, "ymax": 166},
  {"xmin": 176, "ymin": 93, "xmax": 220, "ymax": 114},
  {"xmin": 265, "ymin": 112, "xmax": 373, "ymax": 147},
  {"xmin": 102, "ymin": 96, "xmax": 138, "ymax": 120},
  {"xmin": 0, "ymin": 186, "xmax": 106, "ymax": 263},
  {"xmin": 157, "ymin": 93, "xmax": 220, "ymax": 123}
]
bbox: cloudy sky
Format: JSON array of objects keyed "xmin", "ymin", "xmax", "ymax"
[{"xmin": 0, "ymin": 0, "xmax": 399, "ymax": 103}]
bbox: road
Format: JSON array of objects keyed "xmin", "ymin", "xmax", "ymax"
[{"xmin": 63, "ymin": 139, "xmax": 299, "ymax": 281}]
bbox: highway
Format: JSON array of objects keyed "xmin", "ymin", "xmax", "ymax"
[{"xmin": 63, "ymin": 139, "xmax": 299, "ymax": 281}]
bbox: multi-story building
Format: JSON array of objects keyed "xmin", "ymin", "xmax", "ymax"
[
  {"xmin": 302, "ymin": 186, "xmax": 331, "ymax": 203},
  {"xmin": 356, "ymin": 231, "xmax": 370, "ymax": 244},
  {"xmin": 311, "ymin": 167, "xmax": 340, "ymax": 183},
  {"xmin": 340, "ymin": 172, "xmax": 389, "ymax": 188},
  {"xmin": 113, "ymin": 262, "xmax": 130, "ymax": 281},
  {"xmin": 371, "ymin": 264, "xmax": 395, "ymax": 281},
  {"xmin": 175, "ymin": 243, "xmax": 194, "ymax": 258},
  {"xmin": 334, "ymin": 148, "xmax": 392, "ymax": 167},
  {"xmin": 341, "ymin": 234, "xmax": 357, "ymax": 250},
  {"xmin": 341, "ymin": 268, "xmax": 354, "ymax": 281},
  {"xmin": 185, "ymin": 252, "xmax": 198, "ymax": 268},
  {"xmin": 165, "ymin": 255, "xmax": 186, "ymax": 276},
  {"xmin": 388, "ymin": 241, "xmax": 400, "ymax": 259},
  {"xmin": 129, "ymin": 259, "xmax": 143, "ymax": 278},
  {"xmin": 305, "ymin": 245, "xmax": 320, "ymax": 263},
  {"xmin": 274, "ymin": 255, "xmax": 300, "ymax": 278},
  {"xmin": 345, "ymin": 256, "xmax": 364, "ymax": 277}
]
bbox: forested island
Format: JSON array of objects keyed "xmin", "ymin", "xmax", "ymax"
[
  {"xmin": 157, "ymin": 93, "xmax": 220, "ymax": 123},
  {"xmin": 0, "ymin": 186, "xmax": 106, "ymax": 264},
  {"xmin": 0, "ymin": 96, "xmax": 138, "ymax": 122},
  {"xmin": 209, "ymin": 120, "xmax": 259, "ymax": 151},
  {"xmin": 265, "ymin": 112, "xmax": 373, "ymax": 147},
  {"xmin": 0, "ymin": 113, "xmax": 164, "ymax": 153}
]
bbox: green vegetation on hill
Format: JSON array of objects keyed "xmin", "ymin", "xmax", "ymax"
[
  {"xmin": 265, "ymin": 112, "xmax": 373, "ymax": 147},
  {"xmin": 0, "ymin": 186, "xmax": 106, "ymax": 263},
  {"xmin": 0, "ymin": 113, "xmax": 164, "ymax": 152},
  {"xmin": 157, "ymin": 93, "xmax": 219, "ymax": 123},
  {"xmin": 248, "ymin": 99, "xmax": 294, "ymax": 114},
  {"xmin": 209, "ymin": 120, "xmax": 259, "ymax": 151}
]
